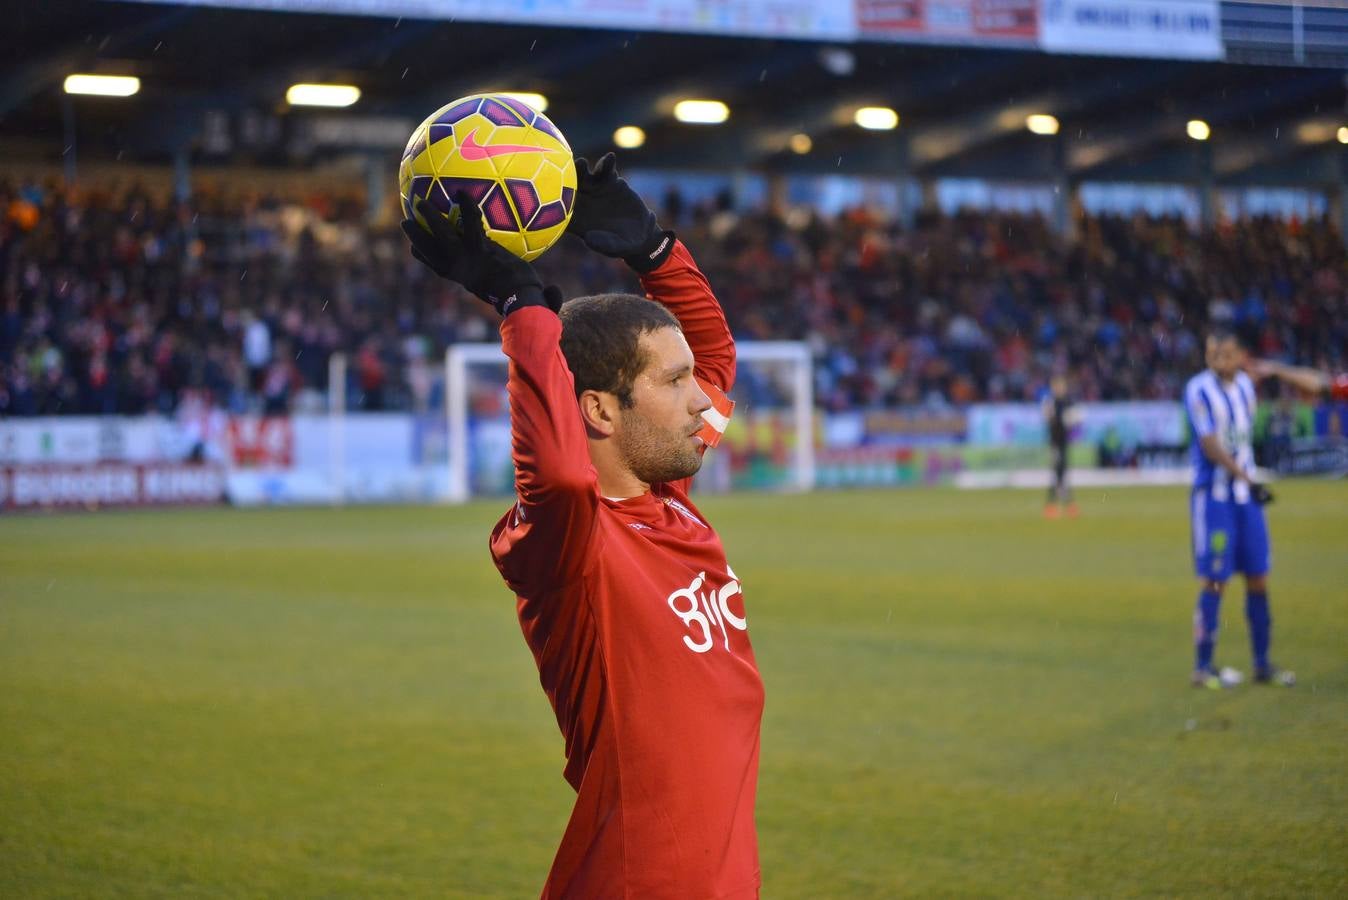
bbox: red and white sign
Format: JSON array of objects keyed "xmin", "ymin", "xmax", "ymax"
[
  {"xmin": 0, "ymin": 463, "xmax": 227, "ymax": 510},
  {"xmin": 225, "ymin": 416, "xmax": 294, "ymax": 468},
  {"xmin": 858, "ymin": 0, "xmax": 1038, "ymax": 43}
]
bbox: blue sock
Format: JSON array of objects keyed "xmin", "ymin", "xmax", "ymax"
[
  {"xmin": 1246, "ymin": 591, "xmax": 1271, "ymax": 671},
  {"xmin": 1194, "ymin": 589, "xmax": 1222, "ymax": 672}
]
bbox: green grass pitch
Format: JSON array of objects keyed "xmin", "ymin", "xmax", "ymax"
[{"xmin": 2, "ymin": 484, "xmax": 1345, "ymax": 898}]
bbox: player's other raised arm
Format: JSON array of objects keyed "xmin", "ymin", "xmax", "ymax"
[
  {"xmin": 567, "ymin": 152, "xmax": 735, "ymax": 414},
  {"xmin": 402, "ymin": 196, "xmax": 598, "ymax": 589},
  {"xmin": 637, "ymin": 239, "xmax": 735, "ymax": 396}
]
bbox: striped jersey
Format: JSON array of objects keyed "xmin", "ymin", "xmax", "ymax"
[{"xmin": 1184, "ymin": 369, "xmax": 1256, "ymax": 503}]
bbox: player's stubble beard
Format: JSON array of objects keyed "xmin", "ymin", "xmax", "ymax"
[{"xmin": 615, "ymin": 404, "xmax": 703, "ymax": 486}]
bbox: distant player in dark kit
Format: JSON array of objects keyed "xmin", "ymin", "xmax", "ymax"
[
  {"xmin": 1042, "ymin": 374, "xmax": 1079, "ymax": 518},
  {"xmin": 1183, "ymin": 331, "xmax": 1294, "ymax": 690},
  {"xmin": 402, "ymin": 154, "xmax": 763, "ymax": 899}
]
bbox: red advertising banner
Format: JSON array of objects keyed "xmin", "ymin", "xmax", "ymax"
[
  {"xmin": 857, "ymin": 0, "xmax": 1037, "ymax": 43},
  {"xmin": 225, "ymin": 416, "xmax": 294, "ymax": 468},
  {"xmin": 0, "ymin": 463, "xmax": 227, "ymax": 510}
]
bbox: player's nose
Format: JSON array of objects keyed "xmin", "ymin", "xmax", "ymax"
[{"xmin": 690, "ymin": 382, "xmax": 712, "ymax": 415}]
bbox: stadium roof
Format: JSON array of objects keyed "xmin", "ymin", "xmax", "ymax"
[{"xmin": 3, "ymin": 1, "xmax": 1345, "ymax": 187}]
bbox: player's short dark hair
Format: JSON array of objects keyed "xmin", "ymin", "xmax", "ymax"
[
  {"xmin": 1207, "ymin": 327, "xmax": 1243, "ymax": 347},
  {"xmin": 559, "ymin": 293, "xmax": 680, "ymax": 408}
]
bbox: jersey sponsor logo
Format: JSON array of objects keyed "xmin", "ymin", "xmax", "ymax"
[
  {"xmin": 665, "ymin": 568, "xmax": 746, "ymax": 654},
  {"xmin": 459, "ymin": 129, "xmax": 551, "ymax": 161},
  {"xmin": 662, "ymin": 496, "xmax": 705, "ymax": 528}
]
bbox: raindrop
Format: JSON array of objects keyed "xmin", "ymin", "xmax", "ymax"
[
  {"xmin": 240, "ymin": 269, "xmax": 248, "ymax": 282},
  {"xmin": 836, "ymin": 156, "xmax": 843, "ymax": 167},
  {"xmin": 401, "ymin": 67, "xmax": 409, "ymax": 79},
  {"xmin": 1273, "ymin": 127, "xmax": 1279, "ymax": 140},
  {"xmin": 153, "ymin": 40, "xmax": 162, "ymax": 52},
  {"xmin": 296, "ymin": 351, "xmax": 303, "ymax": 360},
  {"xmin": 530, "ymin": 39, "xmax": 537, "ymax": 51},
  {"xmin": 98, "ymin": 35, "xmax": 110, "ymax": 50},
  {"xmin": 322, "ymin": 301, "xmax": 329, "ymax": 311},
  {"xmin": 393, "ymin": 16, "xmax": 401, "ymax": 27},
  {"xmin": 45, "ymin": 579, "xmax": 55, "ymax": 591},
  {"xmin": 759, "ymin": 69, "xmax": 767, "ymax": 82},
  {"xmin": 62, "ymin": 145, "xmax": 72, "ymax": 156}
]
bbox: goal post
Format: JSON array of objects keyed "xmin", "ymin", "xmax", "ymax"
[{"xmin": 443, "ymin": 339, "xmax": 815, "ymax": 504}]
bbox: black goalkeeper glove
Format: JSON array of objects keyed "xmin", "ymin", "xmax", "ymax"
[
  {"xmin": 1250, "ymin": 482, "xmax": 1275, "ymax": 506},
  {"xmin": 567, "ymin": 152, "xmax": 674, "ymax": 273},
  {"xmin": 402, "ymin": 195, "xmax": 561, "ymax": 316}
]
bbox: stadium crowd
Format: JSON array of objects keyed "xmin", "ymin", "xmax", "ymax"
[{"xmin": 1, "ymin": 175, "xmax": 1345, "ymax": 416}]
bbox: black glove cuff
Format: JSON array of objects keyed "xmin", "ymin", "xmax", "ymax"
[
  {"xmin": 498, "ymin": 283, "xmax": 552, "ymax": 317},
  {"xmin": 625, "ymin": 229, "xmax": 676, "ymax": 274}
]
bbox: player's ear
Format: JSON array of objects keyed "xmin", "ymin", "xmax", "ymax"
[{"xmin": 578, "ymin": 389, "xmax": 618, "ymax": 437}]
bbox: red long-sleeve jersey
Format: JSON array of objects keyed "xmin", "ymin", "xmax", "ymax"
[
  {"xmin": 1332, "ymin": 373, "xmax": 1348, "ymax": 402},
  {"xmin": 489, "ymin": 241, "xmax": 764, "ymax": 900}
]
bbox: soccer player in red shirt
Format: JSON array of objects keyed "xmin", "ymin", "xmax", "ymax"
[{"xmin": 403, "ymin": 154, "xmax": 763, "ymax": 900}]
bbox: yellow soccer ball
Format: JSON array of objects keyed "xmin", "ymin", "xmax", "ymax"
[{"xmin": 399, "ymin": 93, "xmax": 577, "ymax": 262}]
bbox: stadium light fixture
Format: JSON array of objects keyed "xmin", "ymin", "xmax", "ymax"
[
  {"xmin": 613, "ymin": 126, "xmax": 646, "ymax": 149},
  {"xmin": 789, "ymin": 133, "xmax": 812, "ymax": 154},
  {"xmin": 674, "ymin": 99, "xmax": 730, "ymax": 124},
  {"xmin": 1339, "ymin": 126, "xmax": 1348, "ymax": 144},
  {"xmin": 64, "ymin": 74, "xmax": 140, "ymax": 97},
  {"xmin": 1026, "ymin": 114, "xmax": 1060, "ymax": 136},
  {"xmin": 1186, "ymin": 119, "xmax": 1211, "ymax": 141},
  {"xmin": 286, "ymin": 83, "xmax": 361, "ymax": 108},
  {"xmin": 501, "ymin": 92, "xmax": 548, "ymax": 113},
  {"xmin": 854, "ymin": 107, "xmax": 899, "ymax": 131}
]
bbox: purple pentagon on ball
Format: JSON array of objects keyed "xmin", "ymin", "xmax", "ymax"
[
  {"xmin": 497, "ymin": 96, "xmax": 538, "ymax": 124},
  {"xmin": 480, "ymin": 98, "xmax": 525, "ymax": 127},
  {"xmin": 531, "ymin": 116, "xmax": 564, "ymax": 145},
  {"xmin": 529, "ymin": 200, "xmax": 567, "ymax": 230},
  {"xmin": 435, "ymin": 98, "xmax": 481, "ymax": 127},
  {"xmin": 403, "ymin": 131, "xmax": 428, "ymax": 162},
  {"xmin": 436, "ymin": 177, "xmax": 495, "ymax": 206},
  {"xmin": 480, "ymin": 184, "xmax": 520, "ymax": 231},
  {"xmin": 506, "ymin": 179, "xmax": 541, "ymax": 224}
]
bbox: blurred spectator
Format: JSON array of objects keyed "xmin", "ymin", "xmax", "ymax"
[{"xmin": 0, "ymin": 174, "xmax": 1344, "ymax": 417}]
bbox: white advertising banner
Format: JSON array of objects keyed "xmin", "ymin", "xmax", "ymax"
[
  {"xmin": 0, "ymin": 417, "xmax": 183, "ymax": 464},
  {"xmin": 123, "ymin": 0, "xmax": 857, "ymax": 40},
  {"xmin": 966, "ymin": 401, "xmax": 1186, "ymax": 447},
  {"xmin": 1038, "ymin": 0, "xmax": 1223, "ymax": 59}
]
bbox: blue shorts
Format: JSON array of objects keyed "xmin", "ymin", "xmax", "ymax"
[{"xmin": 1190, "ymin": 488, "xmax": 1271, "ymax": 581}]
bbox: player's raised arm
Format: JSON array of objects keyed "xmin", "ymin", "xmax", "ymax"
[
  {"xmin": 402, "ymin": 196, "xmax": 598, "ymax": 588},
  {"xmin": 1250, "ymin": 359, "xmax": 1337, "ymax": 395},
  {"xmin": 567, "ymin": 154, "xmax": 736, "ymax": 397}
]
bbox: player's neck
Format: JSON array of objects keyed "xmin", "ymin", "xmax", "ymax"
[{"xmin": 589, "ymin": 438, "xmax": 651, "ymax": 500}]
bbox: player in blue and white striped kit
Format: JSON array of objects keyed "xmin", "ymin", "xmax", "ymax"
[{"xmin": 1183, "ymin": 331, "xmax": 1295, "ymax": 690}]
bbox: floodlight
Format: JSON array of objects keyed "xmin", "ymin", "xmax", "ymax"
[{"xmin": 286, "ymin": 84, "xmax": 361, "ymax": 107}]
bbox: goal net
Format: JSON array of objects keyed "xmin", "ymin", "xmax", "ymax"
[{"xmin": 444, "ymin": 340, "xmax": 814, "ymax": 503}]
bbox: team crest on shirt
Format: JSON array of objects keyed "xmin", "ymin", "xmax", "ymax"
[
  {"xmin": 665, "ymin": 568, "xmax": 746, "ymax": 654},
  {"xmin": 661, "ymin": 496, "xmax": 706, "ymax": 528}
]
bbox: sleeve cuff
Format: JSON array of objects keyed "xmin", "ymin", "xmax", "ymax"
[
  {"xmin": 625, "ymin": 230, "xmax": 676, "ymax": 274},
  {"xmin": 499, "ymin": 284, "xmax": 553, "ymax": 317}
]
